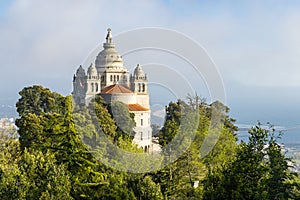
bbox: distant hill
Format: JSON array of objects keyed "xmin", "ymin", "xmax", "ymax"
[
  {"xmin": 0, "ymin": 104, "xmax": 17, "ymax": 118},
  {"xmin": 150, "ymin": 104, "xmax": 165, "ymax": 126}
]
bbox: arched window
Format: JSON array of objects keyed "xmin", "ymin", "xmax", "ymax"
[
  {"xmin": 110, "ymin": 75, "xmax": 112, "ymax": 82},
  {"xmin": 138, "ymin": 83, "xmax": 141, "ymax": 92},
  {"xmin": 117, "ymin": 75, "xmax": 119, "ymax": 81},
  {"xmin": 142, "ymin": 83, "xmax": 145, "ymax": 92},
  {"xmin": 141, "ymin": 119, "xmax": 143, "ymax": 126},
  {"xmin": 91, "ymin": 83, "xmax": 94, "ymax": 92},
  {"xmin": 95, "ymin": 83, "xmax": 98, "ymax": 92},
  {"xmin": 114, "ymin": 75, "xmax": 116, "ymax": 82}
]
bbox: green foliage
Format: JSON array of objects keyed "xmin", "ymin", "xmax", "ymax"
[
  {"xmin": 130, "ymin": 175, "xmax": 163, "ymax": 200},
  {"xmin": 0, "ymin": 135, "xmax": 72, "ymax": 199},
  {"xmin": 107, "ymin": 101, "xmax": 136, "ymax": 142},
  {"xmin": 202, "ymin": 127, "xmax": 237, "ymax": 168},
  {"xmin": 154, "ymin": 97, "xmax": 238, "ymax": 199},
  {"xmin": 157, "ymin": 99, "xmax": 200, "ymax": 155},
  {"xmin": 15, "ymin": 86, "xmax": 108, "ymax": 199},
  {"xmin": 203, "ymin": 123, "xmax": 299, "ymax": 200},
  {"xmin": 156, "ymin": 147, "xmax": 206, "ymax": 199},
  {"xmin": 15, "ymin": 113, "xmax": 45, "ymax": 150},
  {"xmin": 2, "ymin": 85, "xmax": 299, "ymax": 199},
  {"xmin": 157, "ymin": 100, "xmax": 183, "ymax": 147},
  {"xmin": 16, "ymin": 85, "xmax": 65, "ymax": 117},
  {"xmin": 89, "ymin": 96, "xmax": 118, "ymax": 141},
  {"xmin": 19, "ymin": 149, "xmax": 73, "ymax": 200},
  {"xmin": 0, "ymin": 132, "xmax": 26, "ymax": 199},
  {"xmin": 99, "ymin": 172, "xmax": 137, "ymax": 200}
]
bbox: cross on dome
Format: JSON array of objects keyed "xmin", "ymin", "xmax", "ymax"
[{"xmin": 106, "ymin": 28, "xmax": 113, "ymax": 43}]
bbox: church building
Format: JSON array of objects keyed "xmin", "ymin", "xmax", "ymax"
[{"xmin": 72, "ymin": 28, "xmax": 152, "ymax": 152}]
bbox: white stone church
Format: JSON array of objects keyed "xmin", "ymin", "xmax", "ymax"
[{"xmin": 72, "ymin": 28, "xmax": 152, "ymax": 152}]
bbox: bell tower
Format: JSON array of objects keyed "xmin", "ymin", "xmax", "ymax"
[
  {"xmin": 85, "ymin": 63, "xmax": 101, "ymax": 103},
  {"xmin": 130, "ymin": 64, "xmax": 149, "ymax": 108},
  {"xmin": 130, "ymin": 64, "xmax": 148, "ymax": 94}
]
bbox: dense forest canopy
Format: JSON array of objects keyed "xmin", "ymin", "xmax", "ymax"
[{"xmin": 0, "ymin": 85, "xmax": 299, "ymax": 199}]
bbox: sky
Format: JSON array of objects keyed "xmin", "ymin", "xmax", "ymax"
[{"xmin": 1, "ymin": 0, "xmax": 300, "ymax": 142}]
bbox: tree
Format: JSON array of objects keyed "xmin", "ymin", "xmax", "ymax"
[
  {"xmin": 132, "ymin": 175, "xmax": 163, "ymax": 200},
  {"xmin": 155, "ymin": 97, "xmax": 238, "ymax": 199},
  {"xmin": 18, "ymin": 149, "xmax": 73, "ymax": 200},
  {"xmin": 196, "ymin": 100, "xmax": 237, "ymax": 170},
  {"xmin": 107, "ymin": 101, "xmax": 136, "ymax": 142},
  {"xmin": 16, "ymin": 85, "xmax": 65, "ymax": 117},
  {"xmin": 88, "ymin": 96, "xmax": 118, "ymax": 142},
  {"xmin": 98, "ymin": 172, "xmax": 137, "ymax": 200},
  {"xmin": 0, "ymin": 130, "xmax": 73, "ymax": 199},
  {"xmin": 15, "ymin": 86, "xmax": 108, "ymax": 199},
  {"xmin": 157, "ymin": 100, "xmax": 183, "ymax": 147},
  {"xmin": 203, "ymin": 123, "xmax": 299, "ymax": 200},
  {"xmin": 264, "ymin": 130, "xmax": 297, "ymax": 199},
  {"xmin": 0, "ymin": 130, "xmax": 27, "ymax": 199},
  {"xmin": 206, "ymin": 100, "xmax": 238, "ymax": 134}
]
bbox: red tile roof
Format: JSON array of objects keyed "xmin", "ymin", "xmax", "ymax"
[
  {"xmin": 128, "ymin": 104, "xmax": 149, "ymax": 111},
  {"xmin": 101, "ymin": 84, "xmax": 133, "ymax": 94}
]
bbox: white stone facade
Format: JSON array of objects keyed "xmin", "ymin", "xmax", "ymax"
[
  {"xmin": 72, "ymin": 28, "xmax": 152, "ymax": 152},
  {"xmin": 132, "ymin": 110, "xmax": 152, "ymax": 152}
]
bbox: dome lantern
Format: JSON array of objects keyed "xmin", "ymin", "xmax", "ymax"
[
  {"xmin": 103, "ymin": 28, "xmax": 115, "ymax": 49},
  {"xmin": 95, "ymin": 28, "xmax": 126, "ymax": 72}
]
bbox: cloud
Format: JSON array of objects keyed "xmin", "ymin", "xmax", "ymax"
[
  {"xmin": 204, "ymin": 3, "xmax": 300, "ymax": 88},
  {"xmin": 1, "ymin": 0, "xmax": 300, "ymax": 127},
  {"xmin": 0, "ymin": 0, "xmax": 171, "ymax": 96}
]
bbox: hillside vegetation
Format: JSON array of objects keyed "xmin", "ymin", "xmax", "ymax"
[{"xmin": 0, "ymin": 85, "xmax": 299, "ymax": 199}]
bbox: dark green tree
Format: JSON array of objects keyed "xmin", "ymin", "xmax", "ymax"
[
  {"xmin": 107, "ymin": 101, "xmax": 136, "ymax": 142},
  {"xmin": 15, "ymin": 86, "xmax": 108, "ymax": 199},
  {"xmin": 88, "ymin": 96, "xmax": 118, "ymax": 142},
  {"xmin": 157, "ymin": 100, "xmax": 183, "ymax": 147},
  {"xmin": 264, "ymin": 130, "xmax": 298, "ymax": 199},
  {"xmin": 203, "ymin": 123, "xmax": 299, "ymax": 200},
  {"xmin": 16, "ymin": 85, "xmax": 65, "ymax": 117},
  {"xmin": 130, "ymin": 175, "xmax": 163, "ymax": 200}
]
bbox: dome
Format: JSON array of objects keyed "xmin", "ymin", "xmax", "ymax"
[
  {"xmin": 95, "ymin": 28, "xmax": 125, "ymax": 71},
  {"xmin": 95, "ymin": 48, "xmax": 124, "ymax": 67},
  {"xmin": 87, "ymin": 63, "xmax": 98, "ymax": 77},
  {"xmin": 134, "ymin": 64, "xmax": 145, "ymax": 77}
]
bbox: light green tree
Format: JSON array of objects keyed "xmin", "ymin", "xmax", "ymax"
[{"xmin": 19, "ymin": 149, "xmax": 73, "ymax": 200}]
